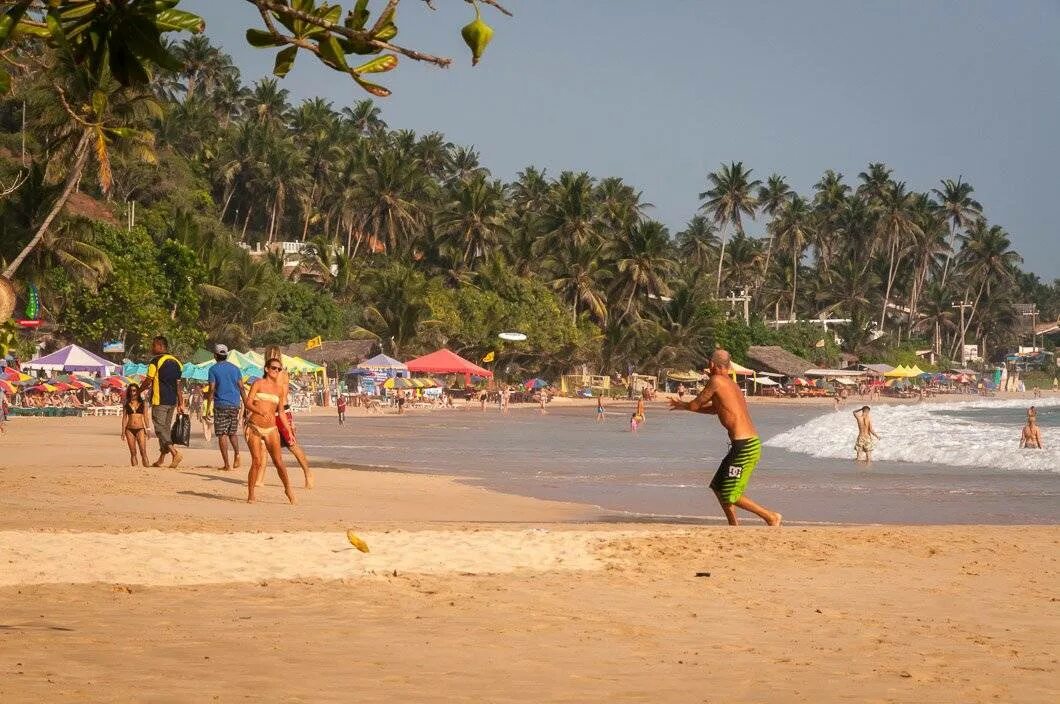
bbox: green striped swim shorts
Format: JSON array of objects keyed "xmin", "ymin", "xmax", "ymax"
[{"xmin": 709, "ymin": 436, "xmax": 762, "ymax": 504}]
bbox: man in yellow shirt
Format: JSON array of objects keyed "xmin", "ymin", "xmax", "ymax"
[{"xmin": 141, "ymin": 335, "xmax": 185, "ymax": 468}]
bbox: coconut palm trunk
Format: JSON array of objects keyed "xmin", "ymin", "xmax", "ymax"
[{"xmin": 3, "ymin": 130, "xmax": 93, "ymax": 280}]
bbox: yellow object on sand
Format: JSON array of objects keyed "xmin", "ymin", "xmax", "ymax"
[{"xmin": 346, "ymin": 530, "xmax": 370, "ymax": 553}]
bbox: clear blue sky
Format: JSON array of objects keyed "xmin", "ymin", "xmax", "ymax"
[{"xmin": 184, "ymin": 0, "xmax": 1059, "ymax": 279}]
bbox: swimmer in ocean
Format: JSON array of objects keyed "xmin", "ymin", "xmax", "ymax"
[{"xmin": 1020, "ymin": 415, "xmax": 1043, "ymax": 449}]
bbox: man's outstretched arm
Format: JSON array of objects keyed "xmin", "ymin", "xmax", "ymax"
[{"xmin": 670, "ymin": 382, "xmax": 717, "ymax": 414}]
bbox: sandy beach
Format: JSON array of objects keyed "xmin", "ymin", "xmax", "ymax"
[{"xmin": 1, "ymin": 417, "xmax": 1057, "ymax": 703}]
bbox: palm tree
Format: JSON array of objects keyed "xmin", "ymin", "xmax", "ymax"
[
  {"xmin": 810, "ymin": 169, "xmax": 850, "ymax": 272},
  {"xmin": 723, "ymin": 232, "xmax": 763, "ymax": 295},
  {"xmin": 4, "ymin": 56, "xmax": 161, "ymax": 279},
  {"xmin": 814, "ymin": 258, "xmax": 881, "ymax": 320},
  {"xmin": 437, "ymin": 173, "xmax": 508, "ymax": 265},
  {"xmin": 953, "ymin": 221, "xmax": 1022, "ymax": 356},
  {"xmin": 544, "ymin": 240, "xmax": 611, "ymax": 324},
  {"xmin": 610, "ymin": 220, "xmax": 675, "ymax": 320},
  {"xmin": 856, "ymin": 162, "xmax": 893, "ymax": 204},
  {"xmin": 675, "ymin": 215, "xmax": 720, "ymax": 273},
  {"xmin": 698, "ymin": 161, "xmax": 760, "ymax": 296},
  {"xmin": 351, "ymin": 150, "xmax": 434, "ymax": 255},
  {"xmin": 756, "ymin": 173, "xmax": 793, "ymax": 282},
  {"xmin": 537, "ymin": 172, "xmax": 600, "ymax": 255},
  {"xmin": 595, "ymin": 177, "xmax": 652, "ymax": 234},
  {"xmin": 172, "ymin": 36, "xmax": 238, "ymax": 103},
  {"xmin": 341, "ymin": 99, "xmax": 386, "ymax": 136},
  {"xmin": 772, "ymin": 195, "xmax": 813, "ymax": 320},
  {"xmin": 362, "ymin": 264, "xmax": 434, "ymax": 357},
  {"xmin": 244, "ymin": 78, "xmax": 291, "ymax": 127},
  {"xmin": 913, "ymin": 282, "xmax": 957, "ymax": 357},
  {"xmin": 931, "ymin": 177, "xmax": 982, "ymax": 286},
  {"xmin": 873, "ymin": 182, "xmax": 922, "ymax": 332},
  {"xmin": 448, "ymin": 145, "xmax": 484, "ymax": 182}
]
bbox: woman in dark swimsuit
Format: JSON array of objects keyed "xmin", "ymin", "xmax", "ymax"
[{"xmin": 121, "ymin": 383, "xmax": 151, "ymax": 466}]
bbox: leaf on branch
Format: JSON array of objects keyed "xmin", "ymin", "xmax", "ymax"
[
  {"xmin": 353, "ymin": 54, "xmax": 397, "ymax": 75},
  {"xmin": 246, "ymin": 28, "xmax": 284, "ymax": 47},
  {"xmin": 155, "ymin": 9, "xmax": 206, "ymax": 34},
  {"xmin": 317, "ymin": 34, "xmax": 349, "ymax": 71},
  {"xmin": 0, "ymin": 0, "xmax": 33, "ymax": 46},
  {"xmin": 273, "ymin": 45, "xmax": 298, "ymax": 78},
  {"xmin": 353, "ymin": 75, "xmax": 391, "ymax": 98}
]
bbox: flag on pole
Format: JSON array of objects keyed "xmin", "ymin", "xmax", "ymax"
[
  {"xmin": 306, "ymin": 336, "xmax": 322, "ymax": 350},
  {"xmin": 482, "ymin": 351, "xmax": 495, "ymax": 363}
]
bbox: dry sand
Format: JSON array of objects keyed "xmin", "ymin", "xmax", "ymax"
[{"xmin": 1, "ymin": 417, "xmax": 1057, "ymax": 703}]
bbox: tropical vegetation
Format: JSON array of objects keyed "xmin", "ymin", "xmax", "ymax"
[{"xmin": 0, "ymin": 30, "xmax": 1056, "ymax": 377}]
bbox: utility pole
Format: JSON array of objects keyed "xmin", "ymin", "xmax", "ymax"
[
  {"xmin": 720, "ymin": 288, "xmax": 751, "ymax": 324},
  {"xmin": 952, "ymin": 299, "xmax": 972, "ymax": 367}
]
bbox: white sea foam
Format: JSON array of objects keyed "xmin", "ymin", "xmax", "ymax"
[{"xmin": 765, "ymin": 399, "xmax": 1060, "ymax": 472}]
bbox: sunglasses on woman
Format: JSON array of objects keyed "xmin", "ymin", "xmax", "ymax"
[{"xmin": 266, "ymin": 365, "xmax": 283, "ymax": 372}]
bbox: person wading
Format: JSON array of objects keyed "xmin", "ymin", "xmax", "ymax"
[{"xmin": 670, "ymin": 349, "xmax": 781, "ymax": 526}]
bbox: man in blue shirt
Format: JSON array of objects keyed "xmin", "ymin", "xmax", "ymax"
[{"xmin": 206, "ymin": 344, "xmax": 244, "ymax": 471}]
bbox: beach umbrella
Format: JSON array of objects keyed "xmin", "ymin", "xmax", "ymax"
[
  {"xmin": 122, "ymin": 361, "xmax": 149, "ymax": 376},
  {"xmin": 524, "ymin": 377, "xmax": 549, "ymax": 390},
  {"xmin": 729, "ymin": 361, "xmax": 755, "ymax": 375},
  {"xmin": 182, "ymin": 361, "xmax": 212, "ymax": 382},
  {"xmin": 101, "ymin": 376, "xmax": 127, "ymax": 389},
  {"xmin": 0, "ymin": 379, "xmax": 16, "ymax": 394},
  {"xmin": 27, "ymin": 383, "xmax": 57, "ymax": 393},
  {"xmin": 383, "ymin": 376, "xmax": 414, "ymax": 390},
  {"xmin": 2, "ymin": 367, "xmax": 31, "ymax": 382}
]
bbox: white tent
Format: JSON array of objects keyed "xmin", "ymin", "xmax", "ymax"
[{"xmin": 23, "ymin": 344, "xmax": 117, "ymax": 375}]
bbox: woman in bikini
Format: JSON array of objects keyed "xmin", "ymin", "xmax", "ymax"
[
  {"xmin": 121, "ymin": 383, "xmax": 151, "ymax": 466},
  {"xmin": 262, "ymin": 345, "xmax": 314, "ymax": 489},
  {"xmin": 243, "ymin": 358, "xmax": 296, "ymax": 504}
]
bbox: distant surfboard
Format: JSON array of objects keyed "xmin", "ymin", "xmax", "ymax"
[{"xmin": 498, "ymin": 332, "xmax": 527, "ymax": 341}]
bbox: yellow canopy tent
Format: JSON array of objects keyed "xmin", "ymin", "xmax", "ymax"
[{"xmin": 884, "ymin": 365, "xmax": 910, "ymax": 378}]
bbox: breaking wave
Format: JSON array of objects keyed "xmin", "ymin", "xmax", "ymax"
[{"xmin": 765, "ymin": 398, "xmax": 1060, "ymax": 472}]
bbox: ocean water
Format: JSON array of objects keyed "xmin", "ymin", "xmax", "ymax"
[
  {"xmin": 296, "ymin": 399, "xmax": 1060, "ymax": 525},
  {"xmin": 767, "ymin": 398, "xmax": 1059, "ymax": 473}
]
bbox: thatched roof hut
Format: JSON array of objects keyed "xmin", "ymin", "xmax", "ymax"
[
  {"xmin": 263, "ymin": 339, "xmax": 377, "ymax": 369},
  {"xmin": 745, "ymin": 346, "xmax": 814, "ymax": 378}
]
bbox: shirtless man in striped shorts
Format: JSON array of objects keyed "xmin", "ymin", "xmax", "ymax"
[{"xmin": 670, "ymin": 348, "xmax": 781, "ymax": 526}]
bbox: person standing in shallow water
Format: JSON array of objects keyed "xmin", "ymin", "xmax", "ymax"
[
  {"xmin": 853, "ymin": 406, "xmax": 880, "ymax": 462},
  {"xmin": 1020, "ymin": 414, "xmax": 1043, "ymax": 449},
  {"xmin": 669, "ymin": 349, "xmax": 781, "ymax": 527}
]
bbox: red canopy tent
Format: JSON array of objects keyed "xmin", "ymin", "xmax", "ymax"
[{"xmin": 405, "ymin": 348, "xmax": 493, "ymax": 386}]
